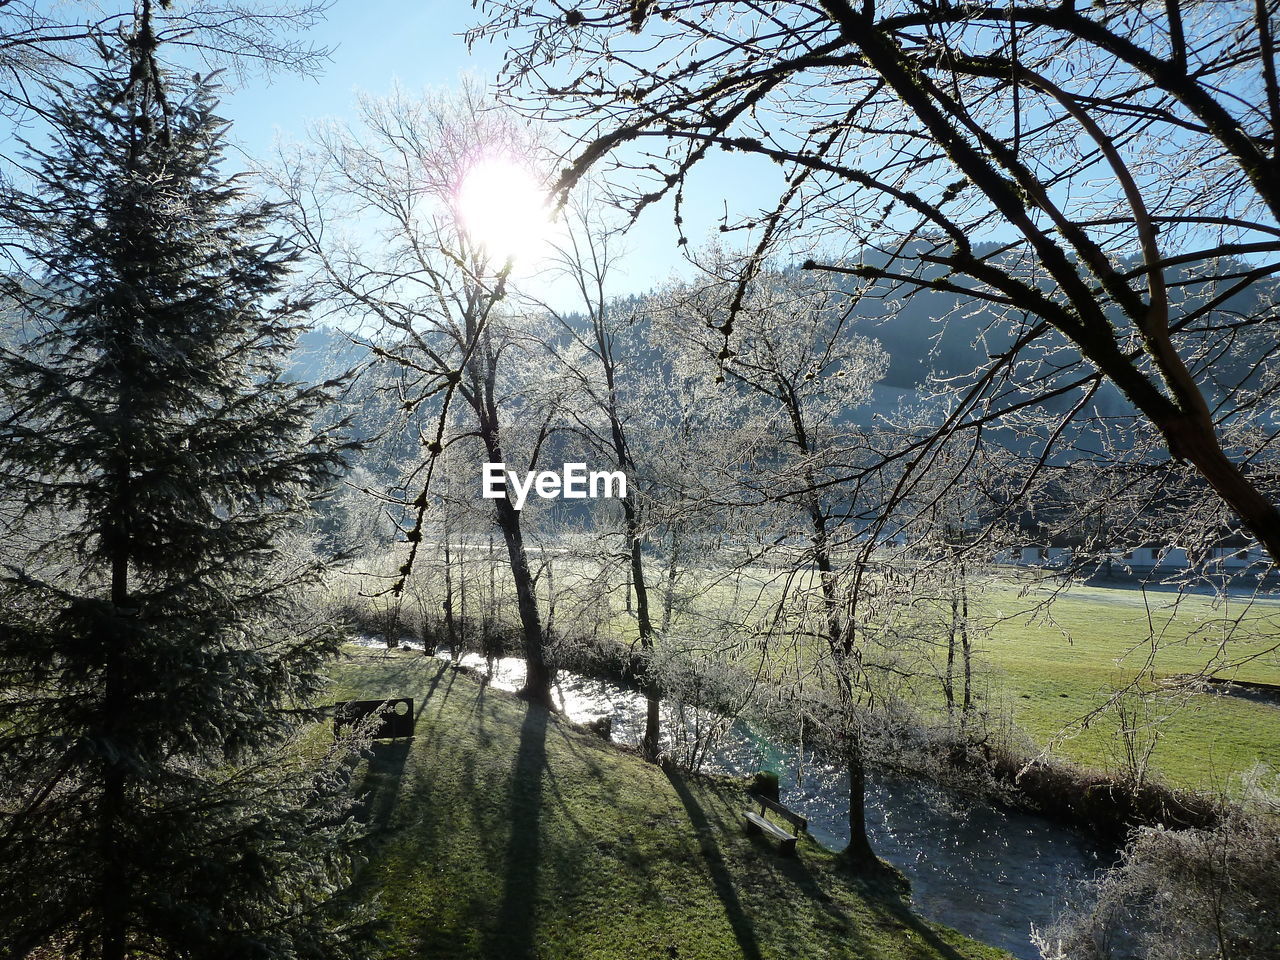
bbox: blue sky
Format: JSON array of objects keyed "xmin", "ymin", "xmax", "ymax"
[{"xmin": 216, "ymin": 0, "xmax": 783, "ymax": 308}]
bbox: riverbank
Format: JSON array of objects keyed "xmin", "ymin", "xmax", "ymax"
[
  {"xmin": 348, "ymin": 631, "xmax": 1226, "ymax": 847},
  {"xmin": 465, "ymin": 632, "xmax": 1224, "ymax": 844},
  {"xmin": 326, "ymin": 647, "xmax": 1007, "ymax": 960},
  {"xmin": 332, "ymin": 564, "xmax": 1280, "ymax": 792}
]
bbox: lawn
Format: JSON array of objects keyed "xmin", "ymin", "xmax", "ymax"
[
  {"xmin": 978, "ymin": 579, "xmax": 1280, "ymax": 789},
  {"xmin": 325, "ymin": 647, "xmax": 1007, "ymax": 960}
]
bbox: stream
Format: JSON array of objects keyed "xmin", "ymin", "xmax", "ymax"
[{"xmin": 361, "ymin": 641, "xmax": 1111, "ymax": 959}]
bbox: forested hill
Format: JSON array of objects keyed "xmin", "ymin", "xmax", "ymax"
[
  {"xmin": 287, "ymin": 253, "xmax": 1272, "ymax": 450},
  {"xmin": 285, "ymin": 288, "xmax": 989, "ymax": 413}
]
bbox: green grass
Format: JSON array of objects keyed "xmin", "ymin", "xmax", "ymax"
[
  {"xmin": 977, "ymin": 580, "xmax": 1280, "ymax": 788},
  {"xmin": 645, "ymin": 570, "xmax": 1280, "ymax": 790},
  {"xmin": 643, "ymin": 568, "xmax": 1280, "ymax": 789},
  {"xmin": 326, "ymin": 647, "xmax": 1007, "ymax": 960}
]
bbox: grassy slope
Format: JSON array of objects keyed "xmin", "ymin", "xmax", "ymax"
[{"xmin": 327, "ymin": 648, "xmax": 1006, "ymax": 960}]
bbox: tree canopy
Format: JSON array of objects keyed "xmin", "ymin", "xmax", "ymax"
[{"xmin": 471, "ymin": 0, "xmax": 1280, "ymax": 565}]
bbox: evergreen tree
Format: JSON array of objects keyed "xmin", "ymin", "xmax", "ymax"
[{"xmin": 0, "ymin": 31, "xmax": 363, "ymax": 960}]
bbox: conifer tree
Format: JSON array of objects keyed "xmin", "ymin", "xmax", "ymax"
[{"xmin": 0, "ymin": 24, "xmax": 362, "ymax": 960}]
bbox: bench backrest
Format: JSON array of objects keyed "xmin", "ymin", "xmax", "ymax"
[
  {"xmin": 750, "ymin": 792, "xmax": 808, "ymax": 833},
  {"xmin": 334, "ymin": 697, "xmax": 415, "ymax": 739}
]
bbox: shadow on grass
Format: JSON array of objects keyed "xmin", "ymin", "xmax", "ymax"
[
  {"xmin": 347, "ymin": 660, "xmax": 447, "ymax": 836},
  {"xmin": 356, "ymin": 738, "xmax": 413, "ymax": 830},
  {"xmin": 483, "ymin": 704, "xmax": 549, "ymax": 960},
  {"xmin": 355, "ymin": 660, "xmax": 448, "ymax": 833},
  {"xmin": 420, "ymin": 658, "xmax": 453, "ymax": 717},
  {"xmin": 536, "ymin": 724, "xmax": 615, "ymax": 842},
  {"xmin": 546, "ymin": 718, "xmax": 610, "ymax": 778},
  {"xmin": 860, "ymin": 877, "xmax": 974, "ymax": 960},
  {"xmin": 662, "ymin": 773, "xmax": 971, "ymax": 959},
  {"xmin": 762, "ymin": 836, "xmax": 963, "ymax": 959},
  {"xmin": 663, "ymin": 766, "xmax": 764, "ymax": 960}
]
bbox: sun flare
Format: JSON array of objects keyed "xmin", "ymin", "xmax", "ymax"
[{"xmin": 456, "ymin": 157, "xmax": 551, "ymax": 266}]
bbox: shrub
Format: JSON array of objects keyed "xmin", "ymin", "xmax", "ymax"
[{"xmin": 1034, "ymin": 768, "xmax": 1280, "ymax": 960}]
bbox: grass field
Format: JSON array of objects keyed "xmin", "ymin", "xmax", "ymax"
[
  {"xmin": 339, "ymin": 551, "xmax": 1280, "ymax": 792},
  {"xmin": 597, "ymin": 567, "xmax": 1280, "ymax": 790},
  {"xmin": 325, "ymin": 647, "xmax": 1006, "ymax": 960},
  {"xmin": 977, "ymin": 579, "xmax": 1280, "ymax": 789},
  {"xmin": 652, "ymin": 569, "xmax": 1280, "ymax": 790}
]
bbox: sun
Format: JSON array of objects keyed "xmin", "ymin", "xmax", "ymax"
[{"xmin": 456, "ymin": 156, "xmax": 551, "ymax": 267}]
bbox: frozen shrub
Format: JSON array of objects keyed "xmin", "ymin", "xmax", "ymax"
[{"xmin": 1035, "ymin": 769, "xmax": 1279, "ymax": 960}]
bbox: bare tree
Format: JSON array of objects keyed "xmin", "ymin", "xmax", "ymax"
[
  {"xmin": 0, "ymin": 0, "xmax": 330, "ymax": 114},
  {"xmin": 657, "ymin": 262, "xmax": 892, "ymax": 862},
  {"xmin": 470, "ymin": 0, "xmax": 1280, "ymax": 567},
  {"xmin": 274, "ymin": 82, "xmax": 561, "ymax": 707},
  {"xmin": 538, "ymin": 198, "xmax": 668, "ymax": 753}
]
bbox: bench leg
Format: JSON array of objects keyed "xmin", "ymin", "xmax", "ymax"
[
  {"xmin": 743, "ymin": 816, "xmax": 761, "ymax": 836},
  {"xmin": 779, "ymin": 836, "xmax": 797, "ymax": 856}
]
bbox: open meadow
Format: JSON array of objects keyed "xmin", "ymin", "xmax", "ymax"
[{"xmin": 979, "ymin": 579, "xmax": 1280, "ymax": 788}]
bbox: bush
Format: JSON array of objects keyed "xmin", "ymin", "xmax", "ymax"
[
  {"xmin": 1034, "ymin": 768, "xmax": 1280, "ymax": 960},
  {"xmin": 750, "ymin": 771, "xmax": 781, "ymax": 801}
]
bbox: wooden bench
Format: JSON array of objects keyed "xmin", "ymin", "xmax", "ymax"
[
  {"xmin": 333, "ymin": 697, "xmax": 414, "ymax": 740},
  {"xmin": 742, "ymin": 792, "xmax": 807, "ymax": 855}
]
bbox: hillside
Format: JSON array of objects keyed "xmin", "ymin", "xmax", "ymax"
[{"xmin": 327, "ymin": 648, "xmax": 1008, "ymax": 960}]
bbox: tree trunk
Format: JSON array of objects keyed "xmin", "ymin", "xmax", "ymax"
[
  {"xmin": 959, "ymin": 570, "xmax": 973, "ymax": 727},
  {"xmin": 784, "ymin": 388, "xmax": 877, "ymax": 863},
  {"xmin": 487, "ymin": 533, "xmax": 497, "ymax": 650},
  {"xmin": 100, "ymin": 674, "xmax": 128, "ymax": 960},
  {"xmin": 622, "ymin": 498, "xmax": 661, "ymax": 760},
  {"xmin": 442, "ymin": 535, "xmax": 458, "ymax": 657},
  {"xmin": 812, "ymin": 515, "xmax": 875, "ymax": 861},
  {"xmin": 100, "ymin": 768, "xmax": 127, "ymax": 960},
  {"xmin": 458, "ymin": 538, "xmax": 468, "ymax": 648},
  {"xmin": 100, "ymin": 425, "xmax": 133, "ymax": 960},
  {"xmin": 661, "ymin": 523, "xmax": 681, "ymax": 634},
  {"xmin": 843, "ymin": 734, "xmax": 875, "ymax": 863},
  {"xmin": 599, "ymin": 315, "xmax": 660, "ymax": 755},
  {"xmin": 546, "ymin": 555, "xmax": 556, "ymax": 635},
  {"xmin": 466, "ymin": 329, "xmax": 555, "ymax": 707},
  {"xmin": 944, "ymin": 594, "xmax": 957, "ymax": 717},
  {"xmin": 491, "ymin": 494, "xmax": 554, "ymax": 708}
]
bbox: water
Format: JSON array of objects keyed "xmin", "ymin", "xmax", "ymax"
[
  {"xmin": 682, "ymin": 724, "xmax": 1109, "ymax": 959},
  {"xmin": 360, "ymin": 641, "xmax": 1108, "ymax": 958}
]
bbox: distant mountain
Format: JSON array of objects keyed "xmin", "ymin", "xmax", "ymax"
[
  {"xmin": 286, "ymin": 326, "xmax": 369, "ymax": 384},
  {"xmin": 285, "ymin": 252, "xmax": 1278, "ymax": 464}
]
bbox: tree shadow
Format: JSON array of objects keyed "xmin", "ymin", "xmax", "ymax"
[
  {"xmin": 860, "ymin": 880, "xmax": 974, "ymax": 960},
  {"xmin": 663, "ymin": 766, "xmax": 764, "ymax": 960},
  {"xmin": 540, "ymin": 723, "xmax": 619, "ymax": 828},
  {"xmin": 348, "ymin": 659, "xmax": 450, "ymax": 834},
  {"xmin": 355, "ymin": 738, "xmax": 413, "ymax": 830},
  {"xmin": 664, "ymin": 775, "xmax": 968, "ymax": 959},
  {"xmin": 419, "ymin": 658, "xmax": 453, "ymax": 717},
  {"xmin": 483, "ymin": 703, "xmax": 549, "ymax": 959}
]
